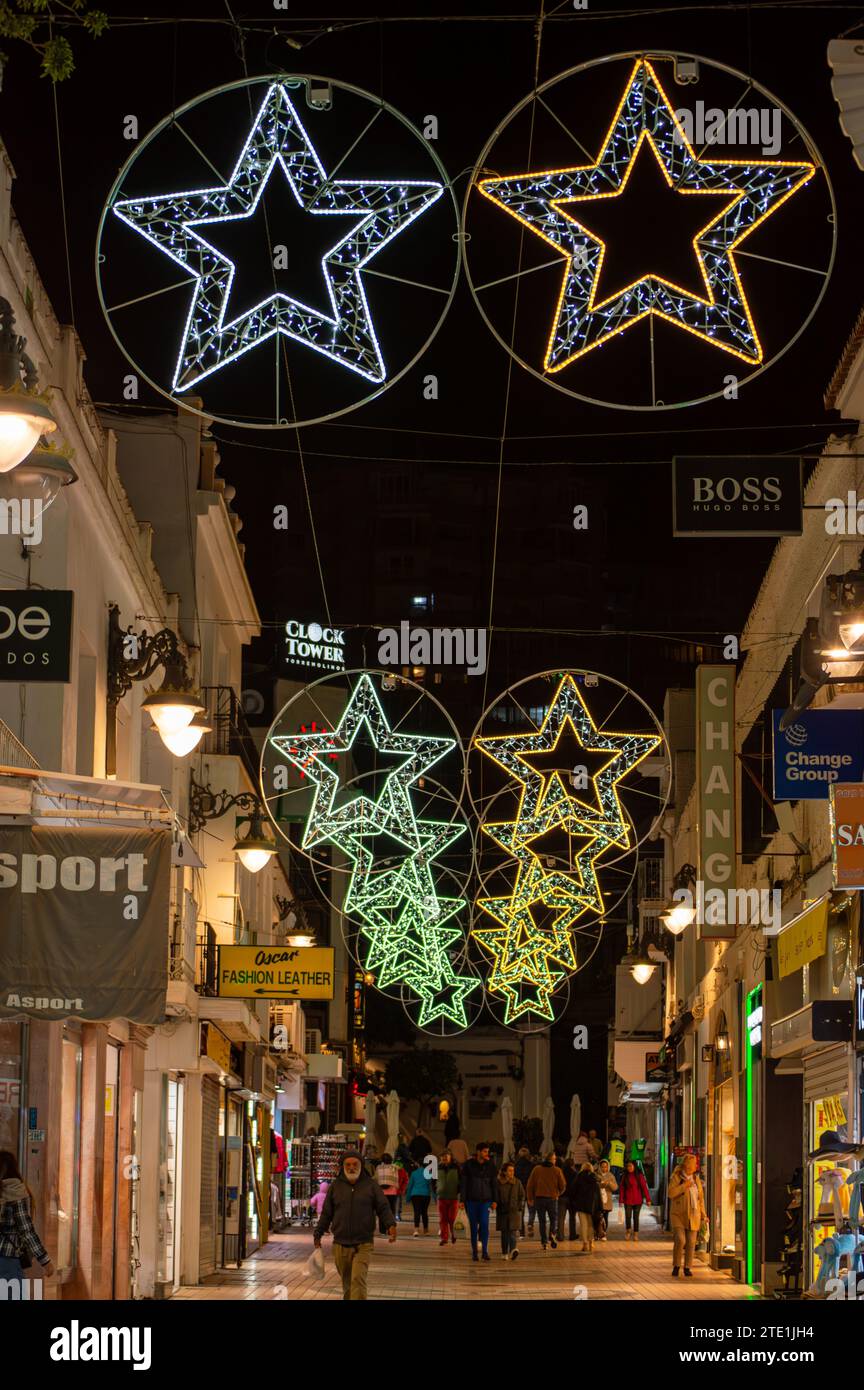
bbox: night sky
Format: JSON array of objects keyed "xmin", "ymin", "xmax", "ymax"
[{"xmin": 3, "ymin": 3, "xmax": 861, "ymax": 732}]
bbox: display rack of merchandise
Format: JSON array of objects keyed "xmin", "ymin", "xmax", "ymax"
[
  {"xmin": 286, "ymin": 1138, "xmax": 313, "ymax": 1226},
  {"xmin": 312, "ymin": 1133, "xmax": 348, "ymax": 1186}
]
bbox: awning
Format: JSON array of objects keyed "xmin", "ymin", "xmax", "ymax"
[
  {"xmin": 0, "ymin": 767, "xmax": 173, "ymax": 827},
  {"xmin": 769, "ymin": 1000, "xmax": 853, "ymax": 1058}
]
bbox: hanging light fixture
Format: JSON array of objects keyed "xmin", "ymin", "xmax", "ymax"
[
  {"xmin": 158, "ymin": 710, "xmax": 212, "ymax": 758},
  {"xmin": 233, "ymin": 813, "xmax": 277, "ymax": 874},
  {"xmin": 0, "ymin": 297, "xmax": 57, "ymax": 472},
  {"xmin": 189, "ymin": 775, "xmax": 277, "ymax": 874},
  {"xmin": 0, "ymin": 442, "xmax": 77, "ymax": 515},
  {"xmin": 661, "ymin": 863, "xmax": 698, "ymax": 935},
  {"xmin": 630, "ymin": 944, "xmax": 659, "ymax": 985}
]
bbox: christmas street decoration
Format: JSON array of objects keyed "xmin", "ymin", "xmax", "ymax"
[
  {"xmin": 113, "ymin": 82, "xmax": 443, "ymax": 392},
  {"xmin": 478, "ymin": 58, "xmax": 814, "ymax": 372},
  {"xmin": 471, "ymin": 673, "xmax": 663, "ymax": 1023},
  {"xmin": 267, "ymin": 673, "xmax": 478, "ymax": 1029}
]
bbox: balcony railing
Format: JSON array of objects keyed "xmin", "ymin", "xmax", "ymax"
[
  {"xmin": 195, "ymin": 924, "xmax": 218, "ymax": 997},
  {"xmin": 200, "ymin": 686, "xmax": 259, "ymax": 788},
  {"xmin": 0, "ymin": 718, "xmax": 40, "ymax": 771}
]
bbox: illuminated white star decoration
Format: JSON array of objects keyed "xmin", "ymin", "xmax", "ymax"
[
  {"xmin": 112, "ymin": 83, "xmax": 444, "ymax": 390},
  {"xmin": 478, "ymin": 58, "xmax": 815, "ymax": 370}
]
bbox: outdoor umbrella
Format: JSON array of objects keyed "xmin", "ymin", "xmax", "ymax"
[
  {"xmin": 386, "ymin": 1089, "xmax": 401, "ymax": 1156},
  {"xmin": 542, "ymin": 1095, "xmax": 555, "ymax": 1155},
  {"xmin": 566, "ymin": 1094, "xmax": 582, "ymax": 1160},
  {"xmin": 501, "ymin": 1095, "xmax": 514, "ymax": 1162}
]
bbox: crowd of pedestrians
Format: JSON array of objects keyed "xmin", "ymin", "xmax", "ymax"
[{"xmin": 312, "ymin": 1123, "xmax": 703, "ymax": 1299}]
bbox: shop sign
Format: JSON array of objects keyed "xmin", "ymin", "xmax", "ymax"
[
  {"xmin": 830, "ymin": 782, "xmax": 864, "ymax": 887},
  {"xmin": 0, "ymin": 825, "xmax": 170, "ymax": 1023},
  {"xmin": 822, "ymin": 1094, "xmax": 847, "ymax": 1128},
  {"xmin": 202, "ymin": 1024, "xmax": 232, "ymax": 1072},
  {"xmin": 772, "ymin": 709, "xmax": 864, "ymax": 801},
  {"xmin": 672, "ymin": 457, "xmax": 803, "ymax": 537},
  {"xmin": 778, "ymin": 898, "xmax": 828, "ymax": 979},
  {"xmin": 217, "ymin": 945, "xmax": 335, "ymax": 1000},
  {"xmin": 696, "ymin": 665, "xmax": 736, "ymax": 940},
  {"xmin": 282, "ymin": 619, "xmax": 345, "ymax": 674},
  {"xmin": 0, "ymin": 589, "xmax": 73, "ymax": 683}
]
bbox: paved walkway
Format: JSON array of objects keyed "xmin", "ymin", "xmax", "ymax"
[{"xmin": 173, "ymin": 1209, "xmax": 760, "ymax": 1301}]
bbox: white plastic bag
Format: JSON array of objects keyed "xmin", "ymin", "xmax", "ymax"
[{"xmin": 305, "ymin": 1245, "xmax": 326, "ymax": 1280}]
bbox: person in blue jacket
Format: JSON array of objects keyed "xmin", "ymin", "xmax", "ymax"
[{"xmin": 405, "ymin": 1161, "xmax": 433, "ymax": 1236}]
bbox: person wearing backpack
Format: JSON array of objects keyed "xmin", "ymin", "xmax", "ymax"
[
  {"xmin": 405, "ymin": 1162, "xmax": 433, "ymax": 1236},
  {"xmin": 436, "ymin": 1150, "xmax": 461, "ymax": 1246},
  {"xmin": 0, "ymin": 1150, "xmax": 54, "ymax": 1296}
]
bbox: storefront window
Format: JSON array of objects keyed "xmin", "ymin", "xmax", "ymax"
[
  {"xmin": 712, "ymin": 1080, "xmax": 739, "ymax": 1257},
  {"xmin": 157, "ymin": 1076, "xmax": 184, "ymax": 1288},
  {"xmin": 219, "ymin": 1094, "xmax": 244, "ymax": 1267},
  {"xmin": 810, "ymin": 1093, "xmax": 853, "ymax": 1286},
  {"xmin": 0, "ymin": 1022, "xmax": 23, "ymax": 1159},
  {"xmin": 57, "ymin": 1035, "xmax": 82, "ymax": 1273}
]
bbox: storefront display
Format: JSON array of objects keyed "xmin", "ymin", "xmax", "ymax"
[
  {"xmin": 57, "ymin": 1032, "xmax": 82, "ymax": 1276},
  {"xmin": 807, "ymin": 1097, "xmax": 858, "ymax": 1288},
  {"xmin": 219, "ymin": 1093, "xmax": 244, "ymax": 1267},
  {"xmin": 156, "ymin": 1074, "xmax": 184, "ymax": 1291},
  {"xmin": 287, "ymin": 1138, "xmax": 313, "ymax": 1226}
]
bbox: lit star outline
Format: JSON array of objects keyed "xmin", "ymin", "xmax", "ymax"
[
  {"xmin": 113, "ymin": 82, "xmax": 444, "ymax": 390},
  {"xmin": 268, "ymin": 674, "xmax": 477, "ymax": 1028},
  {"xmin": 478, "ymin": 58, "xmax": 815, "ymax": 370}
]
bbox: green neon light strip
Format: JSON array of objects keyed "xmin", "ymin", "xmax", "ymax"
[{"xmin": 745, "ymin": 982, "xmax": 761, "ymax": 1285}]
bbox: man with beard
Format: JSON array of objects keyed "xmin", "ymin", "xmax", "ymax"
[{"xmin": 313, "ymin": 1150, "xmax": 397, "ymax": 1299}]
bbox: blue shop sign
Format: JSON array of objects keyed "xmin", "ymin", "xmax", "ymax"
[{"xmin": 772, "ymin": 709, "xmax": 864, "ymax": 800}]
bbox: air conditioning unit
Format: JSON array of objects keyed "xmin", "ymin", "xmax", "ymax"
[
  {"xmin": 252, "ymin": 1053, "xmax": 277, "ymax": 1100},
  {"xmin": 305, "ymin": 1029, "xmax": 323, "ymax": 1055}
]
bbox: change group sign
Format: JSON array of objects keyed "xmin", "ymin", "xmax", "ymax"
[
  {"xmin": 772, "ymin": 709, "xmax": 864, "ymax": 800},
  {"xmin": 0, "ymin": 825, "xmax": 170, "ymax": 1022},
  {"xmin": 217, "ymin": 945, "xmax": 335, "ymax": 1000}
]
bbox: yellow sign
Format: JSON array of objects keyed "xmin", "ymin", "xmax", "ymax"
[
  {"xmin": 823, "ymin": 1094, "xmax": 847, "ymax": 1128},
  {"xmin": 217, "ymin": 945, "xmax": 335, "ymax": 1000},
  {"xmin": 778, "ymin": 899, "xmax": 828, "ymax": 979},
  {"xmin": 203, "ymin": 1024, "xmax": 232, "ymax": 1073}
]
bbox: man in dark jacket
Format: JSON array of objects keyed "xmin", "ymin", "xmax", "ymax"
[
  {"xmin": 314, "ymin": 1150, "xmax": 397, "ymax": 1300},
  {"xmin": 514, "ymin": 1146, "xmax": 537, "ymax": 1237},
  {"xmin": 409, "ymin": 1127, "xmax": 432, "ymax": 1166},
  {"xmin": 459, "ymin": 1142, "xmax": 498, "ymax": 1262}
]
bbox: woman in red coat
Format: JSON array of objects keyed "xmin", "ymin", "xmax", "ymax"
[{"xmin": 618, "ymin": 1160, "xmax": 651, "ymax": 1242}]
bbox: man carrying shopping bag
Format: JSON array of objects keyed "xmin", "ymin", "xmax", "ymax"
[{"xmin": 314, "ymin": 1150, "xmax": 397, "ymax": 1300}]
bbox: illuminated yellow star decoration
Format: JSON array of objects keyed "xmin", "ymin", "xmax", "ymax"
[
  {"xmin": 478, "ymin": 58, "xmax": 815, "ymax": 371},
  {"xmin": 473, "ymin": 675, "xmax": 661, "ymax": 1022}
]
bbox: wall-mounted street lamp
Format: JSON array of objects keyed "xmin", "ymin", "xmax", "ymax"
[
  {"xmin": 276, "ymin": 894, "xmax": 317, "ymax": 947},
  {"xmin": 107, "ymin": 603, "xmax": 207, "ymax": 775},
  {"xmin": 0, "ymin": 297, "xmax": 57, "ymax": 473},
  {"xmin": 661, "ymin": 862, "xmax": 698, "ymax": 935},
  {"xmin": 189, "ymin": 774, "xmax": 276, "ymax": 874},
  {"xmin": 780, "ymin": 553, "xmax": 864, "ymax": 728}
]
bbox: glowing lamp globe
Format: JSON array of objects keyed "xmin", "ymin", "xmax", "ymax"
[
  {"xmin": 158, "ymin": 712, "xmax": 211, "ymax": 758},
  {"xmin": 631, "ymin": 960, "xmax": 657, "ymax": 985},
  {"xmin": 0, "ymin": 395, "xmax": 57, "ymax": 473},
  {"xmin": 142, "ymin": 684, "xmax": 204, "ymax": 739},
  {"xmin": 234, "ymin": 814, "xmax": 277, "ymax": 873},
  {"xmin": 662, "ymin": 903, "xmax": 696, "ymax": 935}
]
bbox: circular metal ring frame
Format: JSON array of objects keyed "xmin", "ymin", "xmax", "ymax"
[
  {"xmin": 468, "ymin": 667, "xmax": 671, "ymax": 862},
  {"xmin": 461, "ymin": 50, "xmax": 837, "ymax": 411},
  {"xmin": 96, "ymin": 73, "xmax": 461, "ymax": 431}
]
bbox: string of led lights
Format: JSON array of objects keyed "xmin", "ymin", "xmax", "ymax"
[
  {"xmin": 478, "ymin": 57, "xmax": 815, "ymax": 371},
  {"xmin": 111, "ymin": 81, "xmax": 443, "ymax": 391},
  {"xmin": 471, "ymin": 673, "xmax": 662, "ymax": 1023},
  {"xmin": 267, "ymin": 673, "xmax": 479, "ymax": 1028}
]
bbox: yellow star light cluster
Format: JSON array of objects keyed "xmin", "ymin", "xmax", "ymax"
[{"xmin": 472, "ymin": 675, "xmax": 661, "ymax": 1022}]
